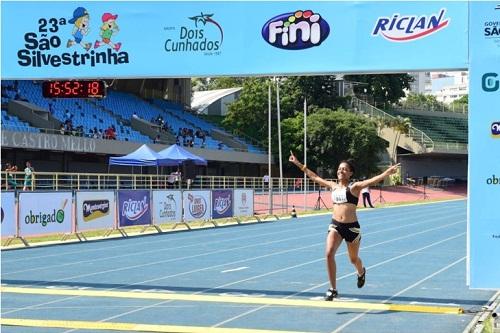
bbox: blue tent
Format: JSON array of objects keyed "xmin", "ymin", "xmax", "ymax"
[
  {"xmin": 109, "ymin": 144, "xmax": 171, "ymax": 166},
  {"xmin": 157, "ymin": 144, "xmax": 208, "ymax": 166}
]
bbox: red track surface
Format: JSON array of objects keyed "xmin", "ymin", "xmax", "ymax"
[{"xmin": 254, "ymin": 184, "xmax": 467, "ymax": 214}]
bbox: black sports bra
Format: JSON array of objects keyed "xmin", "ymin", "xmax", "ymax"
[{"xmin": 331, "ymin": 187, "xmax": 359, "ymax": 205}]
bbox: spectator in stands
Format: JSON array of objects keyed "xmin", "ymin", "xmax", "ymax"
[
  {"xmin": 289, "ymin": 151, "xmax": 399, "ymax": 301},
  {"xmin": 59, "ymin": 124, "xmax": 66, "ymax": 135},
  {"xmin": 77, "ymin": 125, "xmax": 84, "ymax": 137},
  {"xmin": 132, "ymin": 112, "xmax": 139, "ymax": 119},
  {"xmin": 64, "ymin": 110, "xmax": 73, "ymax": 122},
  {"xmin": 154, "ymin": 134, "xmax": 161, "ymax": 144},
  {"xmin": 88, "ymin": 129, "xmax": 94, "ymax": 138},
  {"xmin": 23, "ymin": 161, "xmax": 34, "ymax": 191},
  {"xmin": 218, "ymin": 142, "xmax": 224, "ymax": 150},
  {"xmin": 5, "ymin": 163, "xmax": 18, "ymax": 190},
  {"xmin": 361, "ymin": 185, "xmax": 374, "ymax": 208},
  {"xmin": 189, "ymin": 139, "xmax": 194, "ymax": 148}
]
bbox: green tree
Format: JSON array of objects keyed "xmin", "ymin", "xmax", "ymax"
[
  {"xmin": 346, "ymin": 74, "xmax": 414, "ymax": 104},
  {"xmin": 284, "ymin": 76, "xmax": 351, "ymax": 111},
  {"xmin": 450, "ymin": 94, "xmax": 468, "ymax": 112},
  {"xmin": 222, "ymin": 78, "xmax": 271, "ymax": 141},
  {"xmin": 207, "ymin": 77, "xmax": 245, "ymax": 90},
  {"xmin": 389, "ymin": 116, "xmax": 411, "ymax": 163},
  {"xmin": 403, "ymin": 93, "xmax": 446, "ymax": 111},
  {"xmin": 281, "ymin": 108, "xmax": 386, "ymax": 178}
]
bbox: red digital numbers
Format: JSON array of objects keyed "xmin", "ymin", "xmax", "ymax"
[{"xmin": 42, "ymin": 80, "xmax": 105, "ymax": 98}]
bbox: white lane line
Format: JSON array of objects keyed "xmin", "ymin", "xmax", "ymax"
[
  {"xmin": 2, "ymin": 217, "xmax": 464, "ymax": 318},
  {"xmin": 3, "ymin": 201, "xmax": 461, "ymax": 265},
  {"xmin": 211, "ymin": 233, "xmax": 465, "ymax": 328},
  {"xmin": 5, "ymin": 210, "xmax": 464, "ymax": 279},
  {"xmin": 98, "ymin": 222, "xmax": 465, "ymax": 329},
  {"xmin": 221, "ymin": 267, "xmax": 249, "ymax": 273},
  {"xmin": 331, "ymin": 256, "xmax": 466, "ymax": 333},
  {"xmin": 26, "ymin": 230, "xmax": 468, "ymax": 333}
]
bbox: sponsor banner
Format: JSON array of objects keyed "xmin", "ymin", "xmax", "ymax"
[
  {"xmin": 1, "ymin": 2, "xmax": 468, "ymax": 79},
  {"xmin": 76, "ymin": 191, "xmax": 115, "ymax": 231},
  {"xmin": 183, "ymin": 190, "xmax": 211, "ymax": 222},
  {"xmin": 234, "ymin": 189, "xmax": 254, "ymax": 217},
  {"xmin": 118, "ymin": 190, "xmax": 151, "ymax": 227},
  {"xmin": 1, "ymin": 192, "xmax": 16, "ymax": 238},
  {"xmin": 211, "ymin": 189, "xmax": 233, "ymax": 219},
  {"xmin": 19, "ymin": 192, "xmax": 73, "ymax": 236},
  {"xmin": 152, "ymin": 190, "xmax": 182, "ymax": 224},
  {"xmin": 468, "ymin": 1, "xmax": 500, "ymax": 289}
]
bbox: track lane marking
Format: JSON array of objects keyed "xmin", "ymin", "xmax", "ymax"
[
  {"xmin": 1, "ymin": 286, "xmax": 463, "ymax": 314},
  {"xmin": 0, "ymin": 318, "xmax": 312, "ymax": 333}
]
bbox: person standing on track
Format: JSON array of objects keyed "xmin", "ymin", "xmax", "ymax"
[{"xmin": 289, "ymin": 151, "xmax": 399, "ymax": 300}]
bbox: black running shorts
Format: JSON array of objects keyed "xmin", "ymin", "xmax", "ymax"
[{"xmin": 328, "ymin": 219, "xmax": 361, "ymax": 243}]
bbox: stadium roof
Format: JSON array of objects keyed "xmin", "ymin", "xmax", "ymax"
[{"xmin": 191, "ymin": 87, "xmax": 242, "ymax": 113}]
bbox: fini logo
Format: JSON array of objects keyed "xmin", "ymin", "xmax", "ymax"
[
  {"xmin": 262, "ymin": 10, "xmax": 330, "ymax": 50},
  {"xmin": 492, "ymin": 122, "xmax": 500, "ymax": 138},
  {"xmin": 372, "ymin": 8, "xmax": 450, "ymax": 42}
]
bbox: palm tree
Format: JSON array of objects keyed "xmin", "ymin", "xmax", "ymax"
[{"xmin": 390, "ymin": 116, "xmax": 411, "ymax": 163}]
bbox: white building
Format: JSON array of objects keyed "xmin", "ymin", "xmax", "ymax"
[
  {"xmin": 408, "ymin": 72, "xmax": 432, "ymax": 94},
  {"xmin": 431, "ymin": 71, "xmax": 469, "ymax": 104}
]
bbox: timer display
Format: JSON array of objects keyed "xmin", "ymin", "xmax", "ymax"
[{"xmin": 42, "ymin": 80, "xmax": 106, "ymax": 98}]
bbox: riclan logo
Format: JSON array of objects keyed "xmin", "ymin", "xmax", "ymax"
[
  {"xmin": 262, "ymin": 10, "xmax": 330, "ymax": 50},
  {"xmin": 122, "ymin": 197, "xmax": 149, "ymax": 221},
  {"xmin": 492, "ymin": 122, "xmax": 500, "ymax": 138},
  {"xmin": 482, "ymin": 73, "xmax": 500, "ymax": 92},
  {"xmin": 372, "ymin": 8, "xmax": 450, "ymax": 42}
]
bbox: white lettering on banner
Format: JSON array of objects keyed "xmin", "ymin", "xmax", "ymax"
[
  {"xmin": 372, "ymin": 8, "xmax": 450, "ymax": 42},
  {"xmin": 3, "ymin": 132, "xmax": 96, "ymax": 152},
  {"xmin": 214, "ymin": 195, "xmax": 231, "ymax": 214},
  {"xmin": 122, "ymin": 197, "xmax": 149, "ymax": 220}
]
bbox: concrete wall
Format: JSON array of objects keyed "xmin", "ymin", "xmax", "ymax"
[
  {"xmin": 1, "ymin": 130, "xmax": 269, "ymax": 165},
  {"xmin": 399, "ymin": 154, "xmax": 468, "ymax": 181}
]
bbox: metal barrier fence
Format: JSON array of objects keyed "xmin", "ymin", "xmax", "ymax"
[
  {"xmin": 1, "ymin": 171, "xmax": 334, "ymax": 215},
  {"xmin": 2, "ymin": 171, "xmax": 331, "ymax": 191}
]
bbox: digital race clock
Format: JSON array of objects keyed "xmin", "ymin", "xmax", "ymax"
[{"xmin": 42, "ymin": 80, "xmax": 106, "ymax": 98}]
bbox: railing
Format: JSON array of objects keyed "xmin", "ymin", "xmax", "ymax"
[
  {"xmin": 1, "ymin": 171, "xmax": 333, "ymax": 192},
  {"xmin": 351, "ymin": 97, "xmax": 435, "ymax": 150},
  {"xmin": 392, "ymin": 104, "xmax": 468, "ymax": 114},
  {"xmin": 432, "ymin": 141, "xmax": 468, "ymax": 153}
]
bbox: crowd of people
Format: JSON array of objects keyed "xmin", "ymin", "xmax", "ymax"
[
  {"xmin": 176, "ymin": 127, "xmax": 207, "ymax": 148},
  {"xmin": 149, "ymin": 114, "xmax": 174, "ymax": 134}
]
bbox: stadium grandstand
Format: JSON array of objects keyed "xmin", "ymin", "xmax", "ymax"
[
  {"xmin": 2, "ymin": 77, "xmax": 469, "ymax": 185},
  {"xmin": 1, "ymin": 79, "xmax": 269, "ymax": 177},
  {"xmin": 351, "ymin": 95, "xmax": 468, "ymax": 183}
]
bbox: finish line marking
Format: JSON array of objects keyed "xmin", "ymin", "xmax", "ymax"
[
  {"xmin": 0, "ymin": 318, "xmax": 309, "ymax": 333},
  {"xmin": 1, "ymin": 286, "xmax": 463, "ymax": 314}
]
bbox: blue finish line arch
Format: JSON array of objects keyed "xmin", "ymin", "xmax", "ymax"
[{"xmin": 1, "ymin": 1, "xmax": 498, "ymax": 289}]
